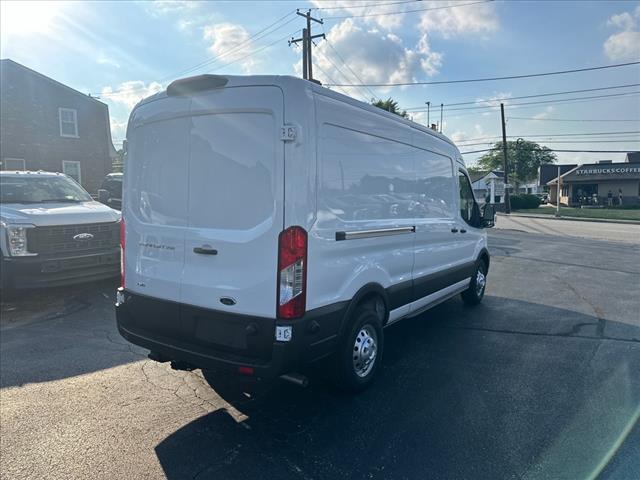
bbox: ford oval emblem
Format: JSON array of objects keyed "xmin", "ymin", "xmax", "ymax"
[
  {"xmin": 73, "ymin": 233, "xmax": 94, "ymax": 241},
  {"xmin": 220, "ymin": 297, "xmax": 236, "ymax": 306}
]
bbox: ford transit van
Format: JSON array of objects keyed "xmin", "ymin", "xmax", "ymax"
[{"xmin": 116, "ymin": 75, "xmax": 495, "ymax": 391}]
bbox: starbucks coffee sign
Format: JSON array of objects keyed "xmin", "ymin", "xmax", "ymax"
[{"xmin": 576, "ymin": 166, "xmax": 640, "ymax": 175}]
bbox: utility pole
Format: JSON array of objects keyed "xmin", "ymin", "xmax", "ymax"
[
  {"xmin": 500, "ymin": 103, "xmax": 511, "ymax": 214},
  {"xmin": 439, "ymin": 103, "xmax": 443, "ymax": 133},
  {"xmin": 425, "ymin": 101, "xmax": 430, "ymax": 126},
  {"xmin": 289, "ymin": 9, "xmax": 324, "ymax": 81},
  {"xmin": 555, "ymin": 164, "xmax": 561, "ymax": 217}
]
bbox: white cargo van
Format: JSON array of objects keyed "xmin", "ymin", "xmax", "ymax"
[{"xmin": 116, "ymin": 74, "xmax": 495, "ymax": 391}]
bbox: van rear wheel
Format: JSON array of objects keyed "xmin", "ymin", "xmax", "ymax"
[
  {"xmin": 334, "ymin": 305, "xmax": 384, "ymax": 392},
  {"xmin": 461, "ymin": 260, "xmax": 487, "ymax": 306}
]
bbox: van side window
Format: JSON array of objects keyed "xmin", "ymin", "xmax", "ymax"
[{"xmin": 458, "ymin": 171, "xmax": 477, "ymax": 225}]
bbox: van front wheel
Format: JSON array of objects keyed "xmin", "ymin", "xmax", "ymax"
[
  {"xmin": 335, "ymin": 306, "xmax": 384, "ymax": 392},
  {"xmin": 461, "ymin": 260, "xmax": 487, "ymax": 306}
]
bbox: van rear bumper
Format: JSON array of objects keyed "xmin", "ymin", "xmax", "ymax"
[{"xmin": 116, "ymin": 289, "xmax": 347, "ymax": 379}]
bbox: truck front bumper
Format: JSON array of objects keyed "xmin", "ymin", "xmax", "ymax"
[{"xmin": 1, "ymin": 248, "xmax": 120, "ymax": 289}]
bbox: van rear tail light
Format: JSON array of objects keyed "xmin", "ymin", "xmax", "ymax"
[
  {"xmin": 277, "ymin": 226, "xmax": 307, "ymax": 319},
  {"xmin": 120, "ymin": 219, "xmax": 125, "ymax": 288}
]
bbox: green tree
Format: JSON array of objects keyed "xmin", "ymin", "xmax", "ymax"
[
  {"xmin": 476, "ymin": 140, "xmax": 556, "ymax": 188},
  {"xmin": 371, "ymin": 98, "xmax": 408, "ymax": 118}
]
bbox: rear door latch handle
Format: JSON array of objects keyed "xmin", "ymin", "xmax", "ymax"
[
  {"xmin": 451, "ymin": 228, "xmax": 459, "ymax": 233},
  {"xmin": 193, "ymin": 246, "xmax": 218, "ymax": 255},
  {"xmin": 460, "ymin": 229, "xmax": 467, "ymax": 234}
]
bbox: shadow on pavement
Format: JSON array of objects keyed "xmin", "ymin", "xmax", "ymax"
[
  {"xmin": 155, "ymin": 296, "xmax": 640, "ymax": 480},
  {"xmin": 0, "ymin": 278, "xmax": 143, "ymax": 388}
]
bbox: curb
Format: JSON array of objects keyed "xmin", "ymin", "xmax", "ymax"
[{"xmin": 497, "ymin": 212, "xmax": 640, "ymax": 226}]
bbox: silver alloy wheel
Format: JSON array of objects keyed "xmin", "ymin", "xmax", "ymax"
[
  {"xmin": 476, "ymin": 269, "xmax": 486, "ymax": 297},
  {"xmin": 352, "ymin": 325, "xmax": 378, "ymax": 378}
]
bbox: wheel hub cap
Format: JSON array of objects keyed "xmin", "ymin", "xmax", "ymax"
[
  {"xmin": 476, "ymin": 270, "xmax": 486, "ymax": 296},
  {"xmin": 353, "ymin": 325, "xmax": 378, "ymax": 378}
]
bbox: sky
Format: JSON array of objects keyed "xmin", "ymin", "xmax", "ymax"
[{"xmin": 1, "ymin": 0, "xmax": 639, "ymax": 167}]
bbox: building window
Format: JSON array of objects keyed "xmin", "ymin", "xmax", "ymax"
[
  {"xmin": 1, "ymin": 158, "xmax": 26, "ymax": 171},
  {"xmin": 59, "ymin": 108, "xmax": 78, "ymax": 138},
  {"xmin": 62, "ymin": 161, "xmax": 81, "ymax": 184}
]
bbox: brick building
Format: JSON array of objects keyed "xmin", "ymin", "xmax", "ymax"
[{"xmin": 0, "ymin": 59, "xmax": 117, "ymax": 194}]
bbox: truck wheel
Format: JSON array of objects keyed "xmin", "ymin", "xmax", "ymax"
[
  {"xmin": 335, "ymin": 305, "xmax": 384, "ymax": 392},
  {"xmin": 461, "ymin": 260, "xmax": 487, "ymax": 306}
]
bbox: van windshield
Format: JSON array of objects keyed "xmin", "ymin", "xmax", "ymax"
[{"xmin": 0, "ymin": 176, "xmax": 93, "ymax": 204}]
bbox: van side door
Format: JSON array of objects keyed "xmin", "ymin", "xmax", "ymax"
[{"xmin": 410, "ymin": 150, "xmax": 463, "ymax": 308}]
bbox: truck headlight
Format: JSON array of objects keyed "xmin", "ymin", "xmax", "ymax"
[{"xmin": 6, "ymin": 225, "xmax": 37, "ymax": 256}]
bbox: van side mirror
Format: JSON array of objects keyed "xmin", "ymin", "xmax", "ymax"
[
  {"xmin": 97, "ymin": 189, "xmax": 110, "ymax": 204},
  {"xmin": 482, "ymin": 204, "xmax": 495, "ymax": 228}
]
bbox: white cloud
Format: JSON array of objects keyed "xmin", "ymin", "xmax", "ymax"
[
  {"xmin": 533, "ymin": 106, "xmax": 555, "ymax": 120},
  {"xmin": 607, "ymin": 12, "xmax": 636, "ymax": 31},
  {"xmin": 145, "ymin": 0, "xmax": 198, "ymax": 18},
  {"xmin": 604, "ymin": 7, "xmax": 640, "ymax": 60},
  {"xmin": 109, "ymin": 118, "xmax": 128, "ymax": 143},
  {"xmin": 419, "ymin": 1, "xmax": 498, "ymax": 39},
  {"xmin": 97, "ymin": 54, "xmax": 120, "ymax": 69},
  {"xmin": 604, "ymin": 30, "xmax": 640, "ymax": 60},
  {"xmin": 101, "ymin": 81, "xmax": 163, "ymax": 109},
  {"xmin": 308, "ymin": 19, "xmax": 442, "ymax": 98},
  {"xmin": 474, "ymin": 91, "xmax": 512, "ymax": 110},
  {"xmin": 203, "ymin": 23, "xmax": 257, "ymax": 73},
  {"xmin": 309, "ymin": 0, "xmax": 406, "ymax": 31}
]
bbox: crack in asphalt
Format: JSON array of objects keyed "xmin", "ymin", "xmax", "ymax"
[
  {"xmin": 491, "ymin": 251, "xmax": 640, "ymax": 276},
  {"xmin": 437, "ymin": 324, "xmax": 640, "ymax": 344}
]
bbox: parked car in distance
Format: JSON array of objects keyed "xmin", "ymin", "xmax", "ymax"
[
  {"xmin": 116, "ymin": 74, "xmax": 495, "ymax": 392},
  {"xmin": 97, "ymin": 172, "xmax": 123, "ymax": 210},
  {"xmin": 1, "ymin": 171, "xmax": 121, "ymax": 290}
]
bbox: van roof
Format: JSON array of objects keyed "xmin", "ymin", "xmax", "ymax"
[{"xmin": 138, "ymin": 74, "xmax": 459, "ymax": 152}]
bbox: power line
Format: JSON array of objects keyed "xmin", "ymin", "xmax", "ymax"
[
  {"xmin": 405, "ymin": 83, "xmax": 640, "ymax": 111},
  {"xmin": 440, "ymin": 92, "xmax": 640, "ymax": 119},
  {"xmin": 456, "ymin": 130, "xmax": 640, "ymax": 143},
  {"xmin": 208, "ymin": 29, "xmax": 301, "ymax": 74},
  {"xmin": 312, "ymin": 42, "xmax": 371, "ymax": 102},
  {"xmin": 509, "ymin": 116, "xmax": 640, "ymax": 122},
  {"xmin": 324, "ymin": 61, "xmax": 640, "ymax": 87},
  {"xmin": 444, "ymin": 91, "xmax": 640, "ymax": 112},
  {"xmin": 97, "ymin": 10, "xmax": 298, "ymax": 98},
  {"xmin": 166, "ymin": 13, "xmax": 298, "ymax": 80},
  {"xmin": 323, "ymin": 0, "xmax": 492, "ymax": 20},
  {"xmin": 460, "ymin": 147, "xmax": 636, "ymax": 155},
  {"xmin": 311, "ymin": 0, "xmax": 420, "ymax": 11},
  {"xmin": 324, "ymin": 39, "xmax": 379, "ymax": 101},
  {"xmin": 458, "ymin": 140, "xmax": 640, "ymax": 147}
]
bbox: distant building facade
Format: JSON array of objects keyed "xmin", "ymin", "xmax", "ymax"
[
  {"xmin": 0, "ymin": 59, "xmax": 117, "ymax": 194},
  {"xmin": 546, "ymin": 154, "xmax": 640, "ymax": 206},
  {"xmin": 470, "ymin": 170, "xmax": 505, "ymax": 204}
]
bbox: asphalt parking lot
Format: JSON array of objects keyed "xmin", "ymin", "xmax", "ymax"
[{"xmin": 1, "ymin": 227, "xmax": 639, "ymax": 480}]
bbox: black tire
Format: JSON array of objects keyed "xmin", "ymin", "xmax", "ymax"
[
  {"xmin": 334, "ymin": 304, "xmax": 384, "ymax": 392},
  {"xmin": 461, "ymin": 260, "xmax": 487, "ymax": 306}
]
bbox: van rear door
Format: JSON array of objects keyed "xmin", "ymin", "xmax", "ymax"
[
  {"xmin": 125, "ymin": 96, "xmax": 192, "ymax": 304},
  {"xmin": 180, "ymin": 86, "xmax": 284, "ymax": 318}
]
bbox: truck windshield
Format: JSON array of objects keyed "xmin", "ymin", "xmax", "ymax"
[{"xmin": 0, "ymin": 176, "xmax": 93, "ymax": 204}]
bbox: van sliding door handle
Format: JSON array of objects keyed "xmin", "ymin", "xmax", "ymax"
[
  {"xmin": 460, "ymin": 229, "xmax": 467, "ymax": 234},
  {"xmin": 451, "ymin": 228, "xmax": 459, "ymax": 233},
  {"xmin": 193, "ymin": 246, "xmax": 218, "ymax": 255}
]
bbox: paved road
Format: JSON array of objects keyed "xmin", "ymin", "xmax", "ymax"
[
  {"xmin": 496, "ymin": 214, "xmax": 640, "ymax": 244},
  {"xmin": 1, "ymin": 230, "xmax": 639, "ymax": 480}
]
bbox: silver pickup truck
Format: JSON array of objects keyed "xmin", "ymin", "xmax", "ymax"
[{"xmin": 1, "ymin": 171, "xmax": 120, "ymax": 289}]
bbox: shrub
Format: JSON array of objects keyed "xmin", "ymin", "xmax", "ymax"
[{"xmin": 510, "ymin": 194, "xmax": 541, "ymax": 210}]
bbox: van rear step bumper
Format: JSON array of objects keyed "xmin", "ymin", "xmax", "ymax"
[{"xmin": 116, "ymin": 289, "xmax": 347, "ymax": 380}]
